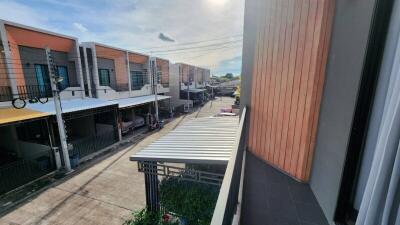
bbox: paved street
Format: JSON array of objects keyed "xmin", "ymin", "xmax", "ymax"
[{"xmin": 0, "ymin": 97, "xmax": 234, "ymax": 225}]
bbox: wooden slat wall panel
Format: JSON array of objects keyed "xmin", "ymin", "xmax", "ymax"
[{"xmin": 247, "ymin": 0, "xmax": 335, "ymax": 181}]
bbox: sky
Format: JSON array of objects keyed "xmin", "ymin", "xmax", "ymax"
[{"xmin": 0, "ymin": 0, "xmax": 245, "ymax": 76}]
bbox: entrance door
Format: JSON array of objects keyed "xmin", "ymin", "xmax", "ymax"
[{"xmin": 34, "ymin": 64, "xmax": 51, "ymax": 98}]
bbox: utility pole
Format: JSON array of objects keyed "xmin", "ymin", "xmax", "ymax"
[
  {"xmin": 149, "ymin": 57, "xmax": 159, "ymax": 123},
  {"xmin": 45, "ymin": 47, "xmax": 72, "ymax": 173}
]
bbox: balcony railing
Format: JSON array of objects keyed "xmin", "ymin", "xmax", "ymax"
[
  {"xmin": 211, "ymin": 107, "xmax": 247, "ymax": 225},
  {"xmin": 0, "ymin": 86, "xmax": 12, "ymax": 102},
  {"xmin": 17, "ymin": 85, "xmax": 52, "ymax": 99}
]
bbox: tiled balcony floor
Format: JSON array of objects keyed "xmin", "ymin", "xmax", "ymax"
[{"xmin": 241, "ymin": 152, "xmax": 329, "ymax": 225}]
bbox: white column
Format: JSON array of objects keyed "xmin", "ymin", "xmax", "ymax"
[
  {"xmin": 126, "ymin": 51, "xmax": 132, "ymax": 95},
  {"xmin": 82, "ymin": 46, "xmax": 92, "ymax": 98},
  {"xmin": 90, "ymin": 43, "xmax": 101, "ymax": 98},
  {"xmin": 74, "ymin": 40, "xmax": 85, "ymax": 99},
  {"xmin": 0, "ymin": 22, "xmax": 18, "ymax": 96}
]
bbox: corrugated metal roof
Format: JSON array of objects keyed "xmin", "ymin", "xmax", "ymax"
[
  {"xmin": 130, "ymin": 116, "xmax": 239, "ymax": 164},
  {"xmin": 26, "ymin": 98, "xmax": 116, "ymax": 115},
  {"xmin": 25, "ymin": 95, "xmax": 171, "ymax": 114},
  {"xmin": 117, "ymin": 95, "xmax": 171, "ymax": 109}
]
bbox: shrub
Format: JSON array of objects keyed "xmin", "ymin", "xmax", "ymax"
[
  {"xmin": 159, "ymin": 177, "xmax": 220, "ymax": 225},
  {"xmin": 124, "ymin": 208, "xmax": 179, "ymax": 225}
]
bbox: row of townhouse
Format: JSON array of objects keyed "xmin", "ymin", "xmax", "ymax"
[
  {"xmin": 0, "ymin": 20, "xmax": 210, "ymax": 195},
  {"xmin": 169, "ymin": 63, "xmax": 211, "ymax": 109}
]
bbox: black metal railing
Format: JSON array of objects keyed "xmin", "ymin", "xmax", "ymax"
[
  {"xmin": 211, "ymin": 107, "xmax": 247, "ymax": 225},
  {"xmin": 115, "ymin": 83, "xmax": 129, "ymax": 92},
  {"xmin": 16, "ymin": 85, "xmax": 52, "ymax": 99},
  {"xmin": 0, "ymin": 86, "xmax": 12, "ymax": 102},
  {"xmin": 0, "ymin": 149, "xmax": 55, "ymax": 195},
  {"xmin": 70, "ymin": 130, "xmax": 117, "ymax": 159}
]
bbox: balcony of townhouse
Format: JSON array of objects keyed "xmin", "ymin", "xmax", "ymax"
[
  {"xmin": 128, "ymin": 52, "xmax": 152, "ymax": 98},
  {"xmin": 156, "ymin": 58, "xmax": 170, "ymax": 94},
  {"xmin": 0, "ymin": 20, "xmax": 85, "ymax": 101}
]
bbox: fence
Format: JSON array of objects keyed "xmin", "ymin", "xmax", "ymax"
[
  {"xmin": 0, "ymin": 149, "xmax": 55, "ymax": 195},
  {"xmin": 0, "ymin": 86, "xmax": 12, "ymax": 102},
  {"xmin": 70, "ymin": 130, "xmax": 117, "ymax": 159},
  {"xmin": 17, "ymin": 85, "xmax": 52, "ymax": 99},
  {"xmin": 211, "ymin": 107, "xmax": 247, "ymax": 225}
]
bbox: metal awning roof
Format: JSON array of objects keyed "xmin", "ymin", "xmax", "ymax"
[
  {"xmin": 130, "ymin": 116, "xmax": 239, "ymax": 164},
  {"xmin": 26, "ymin": 98, "xmax": 116, "ymax": 115},
  {"xmin": 0, "ymin": 108, "xmax": 49, "ymax": 125},
  {"xmin": 116, "ymin": 95, "xmax": 171, "ymax": 109},
  {"xmin": 181, "ymin": 88, "xmax": 206, "ymax": 93}
]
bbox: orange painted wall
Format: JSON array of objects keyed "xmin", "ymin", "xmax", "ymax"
[
  {"xmin": 180, "ymin": 64, "xmax": 190, "ymax": 83},
  {"xmin": 156, "ymin": 58, "xmax": 169, "ymax": 85},
  {"xmin": 247, "ymin": 0, "xmax": 335, "ymax": 181},
  {"xmin": 128, "ymin": 53, "xmax": 148, "ymax": 65},
  {"xmin": 0, "ymin": 54, "xmax": 8, "ymax": 86},
  {"xmin": 5, "ymin": 25, "xmax": 76, "ymax": 87},
  {"xmin": 95, "ymin": 45, "xmax": 128, "ymax": 85}
]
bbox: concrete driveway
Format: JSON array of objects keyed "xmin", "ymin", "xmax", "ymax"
[{"xmin": 0, "ymin": 97, "xmax": 234, "ymax": 225}]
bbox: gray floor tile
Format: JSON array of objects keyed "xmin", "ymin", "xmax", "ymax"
[{"xmin": 241, "ymin": 152, "xmax": 329, "ymax": 225}]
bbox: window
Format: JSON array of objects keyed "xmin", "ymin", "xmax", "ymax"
[
  {"xmin": 98, "ymin": 69, "xmax": 111, "ymax": 86},
  {"xmin": 157, "ymin": 71, "xmax": 162, "ymax": 84},
  {"xmin": 57, "ymin": 66, "xmax": 69, "ymax": 89},
  {"xmin": 131, "ymin": 71, "xmax": 145, "ymax": 90},
  {"xmin": 157, "ymin": 66, "xmax": 162, "ymax": 84},
  {"xmin": 34, "ymin": 64, "xmax": 50, "ymax": 87}
]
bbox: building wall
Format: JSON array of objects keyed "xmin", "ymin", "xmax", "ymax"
[
  {"xmin": 169, "ymin": 63, "xmax": 181, "ymax": 107},
  {"xmin": 95, "ymin": 45, "xmax": 128, "ymax": 87},
  {"xmin": 18, "ymin": 46, "xmax": 78, "ymax": 87},
  {"xmin": 5, "ymin": 25, "xmax": 76, "ymax": 87},
  {"xmin": 180, "ymin": 63, "xmax": 190, "ymax": 83},
  {"xmin": 309, "ymin": 0, "xmax": 379, "ymax": 223},
  {"xmin": 244, "ymin": 0, "xmax": 335, "ymax": 182},
  {"xmin": 156, "ymin": 58, "xmax": 169, "ymax": 86},
  {"xmin": 0, "ymin": 44, "xmax": 8, "ymax": 87},
  {"xmin": 97, "ymin": 57, "xmax": 117, "ymax": 88},
  {"xmin": 128, "ymin": 53, "xmax": 148, "ymax": 64}
]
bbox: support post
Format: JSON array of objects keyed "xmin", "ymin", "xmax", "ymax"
[
  {"xmin": 45, "ymin": 47, "xmax": 72, "ymax": 173},
  {"xmin": 91, "ymin": 43, "xmax": 101, "ymax": 98},
  {"xmin": 82, "ymin": 47, "xmax": 92, "ymax": 98},
  {"xmin": 127, "ymin": 51, "xmax": 132, "ymax": 95},
  {"xmin": 73, "ymin": 40, "xmax": 85, "ymax": 99},
  {"xmin": 144, "ymin": 161, "xmax": 160, "ymax": 212},
  {"xmin": 149, "ymin": 57, "xmax": 159, "ymax": 122}
]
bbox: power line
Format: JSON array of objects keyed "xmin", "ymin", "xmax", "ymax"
[
  {"xmin": 154, "ymin": 43, "xmax": 242, "ymax": 56},
  {"xmin": 148, "ymin": 39, "xmax": 243, "ymax": 54},
  {"xmin": 138, "ymin": 34, "xmax": 243, "ymax": 51}
]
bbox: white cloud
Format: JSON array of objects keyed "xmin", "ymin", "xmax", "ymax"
[
  {"xmin": 73, "ymin": 22, "xmax": 88, "ymax": 32},
  {"xmin": 0, "ymin": 0, "xmax": 245, "ymax": 75},
  {"xmin": 0, "ymin": 0, "xmax": 49, "ymax": 29}
]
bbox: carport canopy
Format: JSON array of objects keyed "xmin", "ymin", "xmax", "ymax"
[
  {"xmin": 116, "ymin": 95, "xmax": 171, "ymax": 109},
  {"xmin": 130, "ymin": 116, "xmax": 239, "ymax": 165},
  {"xmin": 181, "ymin": 88, "xmax": 206, "ymax": 93},
  {"xmin": 0, "ymin": 108, "xmax": 49, "ymax": 125}
]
